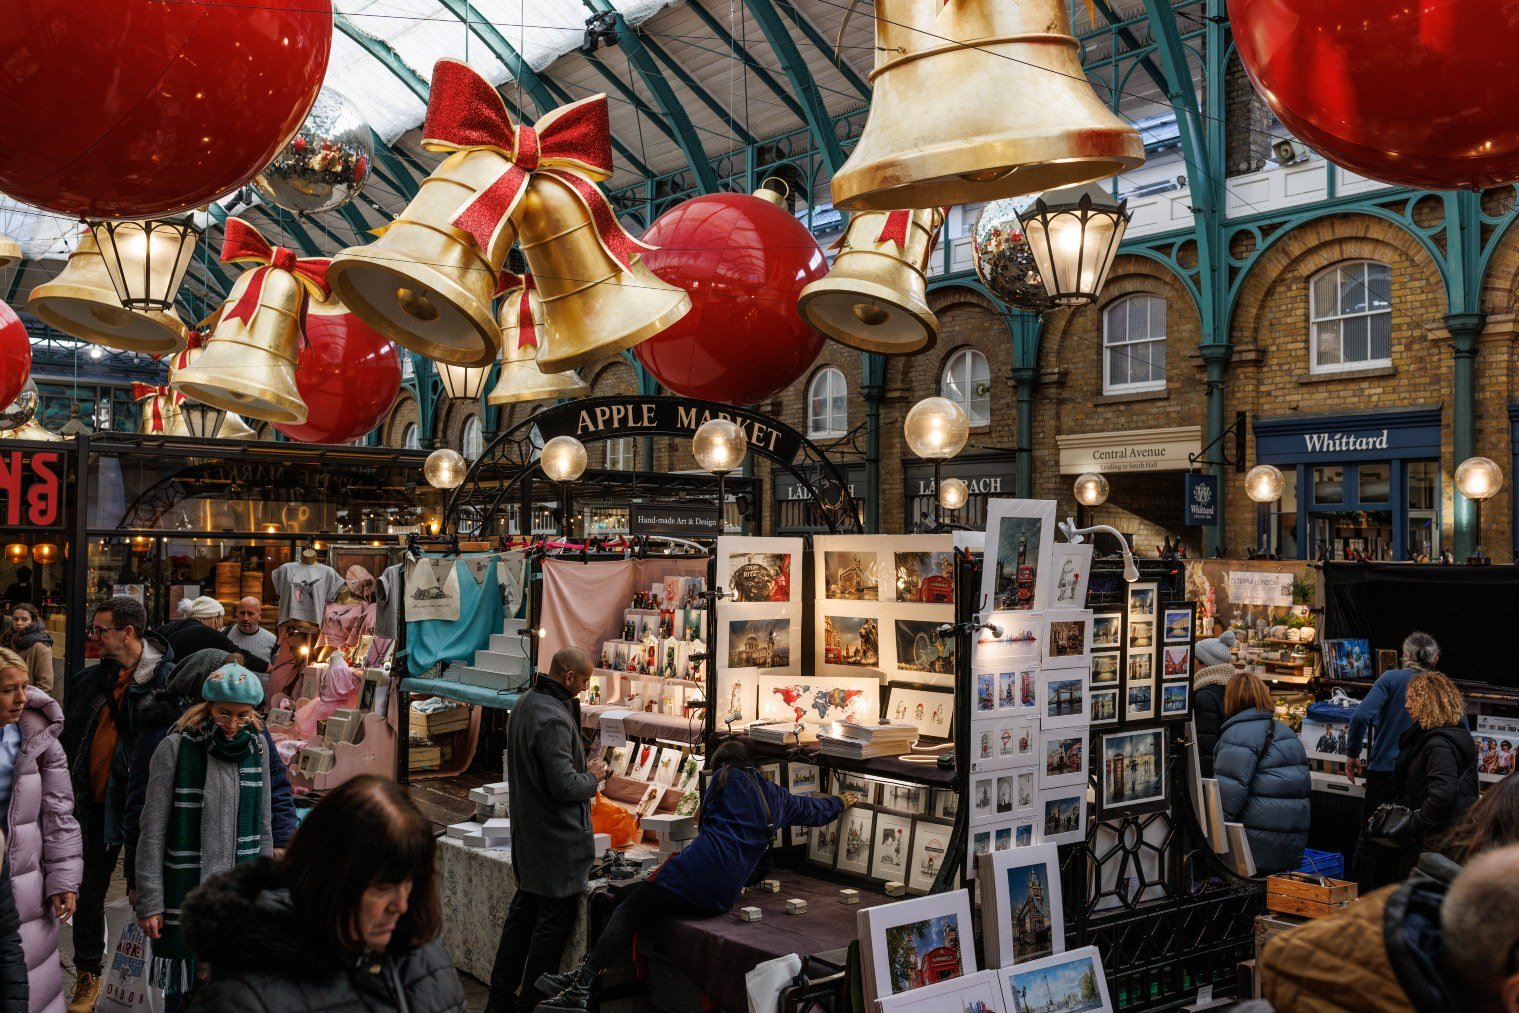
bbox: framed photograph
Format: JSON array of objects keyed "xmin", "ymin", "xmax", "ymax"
[
  {"xmin": 876, "ymin": 969, "xmax": 1004, "ymax": 1013},
  {"xmin": 1040, "ymin": 729, "xmax": 1088, "ymax": 790},
  {"xmin": 1013, "ymin": 769, "xmax": 1037, "ymax": 814},
  {"xmin": 824, "ymin": 549, "xmax": 881, "ymax": 601},
  {"xmin": 933, "ymin": 789, "xmax": 960, "ymax": 821},
  {"xmin": 1127, "ymin": 619, "xmax": 1155, "ymax": 650},
  {"xmin": 896, "ymin": 619, "xmax": 957, "ymax": 678},
  {"xmin": 1475, "ymin": 715, "xmax": 1519, "ymax": 783},
  {"xmin": 821, "ymin": 614, "xmax": 881, "ymax": 668},
  {"xmin": 1089, "ymin": 652, "xmax": 1120, "ymax": 686},
  {"xmin": 969, "ymin": 773, "xmax": 1000, "ymax": 825},
  {"xmin": 721, "ymin": 542, "xmax": 795, "ymax": 603},
  {"xmin": 886, "ymin": 683, "xmax": 955, "ymax": 740},
  {"xmin": 881, "ymin": 782, "xmax": 930, "ymax": 815},
  {"xmin": 1324, "ymin": 638, "xmax": 1373, "ymax": 680},
  {"xmin": 1039, "ymin": 671, "xmax": 1089, "ymax": 729},
  {"xmin": 998, "ymin": 945, "xmax": 1112, "ymax": 1013},
  {"xmin": 1163, "ymin": 605, "xmax": 1194, "ymax": 644},
  {"xmin": 756, "ymin": 674, "xmax": 879, "ymax": 727},
  {"xmin": 1090, "ymin": 688, "xmax": 1120, "ymax": 727},
  {"xmin": 892, "ymin": 548, "xmax": 957, "ymax": 606},
  {"xmin": 785, "ymin": 762, "xmax": 821, "ymax": 793},
  {"xmin": 1161, "ymin": 645, "xmax": 1191, "ymax": 679},
  {"xmin": 1125, "ymin": 682, "xmax": 1155, "ymax": 722},
  {"xmin": 978, "ymin": 843, "xmax": 1063, "ymax": 966},
  {"xmin": 807, "ymin": 817, "xmax": 840, "ymax": 867},
  {"xmin": 1297, "ymin": 716, "xmax": 1352, "ymax": 764},
  {"xmin": 871, "ymin": 811, "xmax": 915, "ymax": 881},
  {"xmin": 1091, "ymin": 611, "xmax": 1123, "ymax": 650},
  {"xmin": 1049, "ymin": 542, "xmax": 1094, "ymax": 609},
  {"xmin": 1037, "ymin": 788, "xmax": 1088, "ymax": 846},
  {"xmin": 757, "ymin": 763, "xmax": 781, "ymax": 785},
  {"xmin": 858, "ymin": 889, "xmax": 976, "ymax": 1004},
  {"xmin": 906, "ymin": 820, "xmax": 954, "ymax": 894},
  {"xmin": 1125, "ymin": 651, "xmax": 1154, "ymax": 683},
  {"xmin": 726, "ymin": 617, "xmax": 794, "ymax": 670},
  {"xmin": 1044, "ymin": 610, "xmax": 1093, "ymax": 670},
  {"xmin": 1013, "ymin": 817, "xmax": 1037, "ymax": 848},
  {"xmin": 974, "ymin": 611, "xmax": 1044, "ymax": 665},
  {"xmin": 835, "ymin": 806, "xmax": 877, "ymax": 876},
  {"xmin": 1099, "ymin": 727, "xmax": 1167, "ymax": 818},
  {"xmin": 982, "ymin": 499, "xmax": 1059, "ymax": 613},
  {"xmin": 835, "ymin": 770, "xmax": 880, "ymax": 804},
  {"xmin": 971, "ymin": 715, "xmax": 1036, "ymax": 772},
  {"xmin": 1160, "ymin": 682, "xmax": 1190, "ymax": 720},
  {"xmin": 1126, "ymin": 581, "xmax": 1157, "ymax": 619},
  {"xmin": 975, "ymin": 671, "xmax": 999, "ymax": 716}
]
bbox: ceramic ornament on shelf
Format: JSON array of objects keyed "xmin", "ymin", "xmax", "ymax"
[
  {"xmin": 273, "ymin": 291, "xmax": 401, "ymax": 444},
  {"xmin": 328, "ymin": 59, "xmax": 688, "ymax": 370},
  {"xmin": 0, "ymin": 0, "xmax": 331, "ymax": 218},
  {"xmin": 1231, "ymin": 0, "xmax": 1519, "ymax": 189},
  {"xmin": 0, "ymin": 302, "xmax": 30, "ymax": 411},
  {"xmin": 635, "ymin": 186, "xmax": 827, "ymax": 404},
  {"xmin": 172, "ymin": 217, "xmax": 329, "ymax": 425},
  {"xmin": 487, "ymin": 272, "xmax": 588, "ymax": 405},
  {"xmin": 971, "ymin": 196, "xmax": 1056, "ymax": 317},
  {"xmin": 28, "ymin": 230, "xmax": 188, "ymax": 354},
  {"xmin": 252, "ymin": 87, "xmax": 373, "ymax": 216}
]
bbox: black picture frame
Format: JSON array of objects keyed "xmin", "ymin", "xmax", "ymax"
[{"xmin": 1096, "ymin": 726, "xmax": 1169, "ymax": 819}]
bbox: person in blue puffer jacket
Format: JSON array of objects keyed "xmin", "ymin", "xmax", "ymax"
[
  {"xmin": 1213, "ymin": 671, "xmax": 1311, "ymax": 875},
  {"xmin": 533, "ymin": 740, "xmax": 852, "ymax": 1011}
]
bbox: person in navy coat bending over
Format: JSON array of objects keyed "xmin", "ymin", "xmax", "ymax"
[{"xmin": 534, "ymin": 740, "xmax": 853, "ymax": 1011}]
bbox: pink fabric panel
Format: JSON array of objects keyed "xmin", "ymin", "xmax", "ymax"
[{"xmin": 539, "ymin": 558, "xmax": 708, "ymax": 668}]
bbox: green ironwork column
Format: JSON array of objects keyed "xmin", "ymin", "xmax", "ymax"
[
  {"xmin": 1010, "ymin": 311, "xmax": 1041, "ymax": 498},
  {"xmin": 1200, "ymin": 343, "xmax": 1234, "ymax": 554},
  {"xmin": 862, "ymin": 352, "xmax": 886, "ymax": 533},
  {"xmin": 1447, "ymin": 312, "xmax": 1486, "ymax": 559}
]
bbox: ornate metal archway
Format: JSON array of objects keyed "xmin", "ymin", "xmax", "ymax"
[{"xmin": 443, "ymin": 396, "xmax": 863, "ymax": 535}]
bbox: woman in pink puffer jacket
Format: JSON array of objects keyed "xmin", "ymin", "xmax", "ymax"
[{"xmin": 0, "ymin": 650, "xmax": 82, "ymax": 1013}]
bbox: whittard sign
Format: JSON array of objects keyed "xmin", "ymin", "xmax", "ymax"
[{"xmin": 1252, "ymin": 410, "xmax": 1441, "ymax": 465}]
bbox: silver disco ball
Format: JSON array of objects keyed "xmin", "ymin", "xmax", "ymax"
[
  {"xmin": 0, "ymin": 380, "xmax": 39, "ymax": 431},
  {"xmin": 971, "ymin": 195, "xmax": 1055, "ymax": 317},
  {"xmin": 252, "ymin": 88, "xmax": 374, "ymax": 216}
]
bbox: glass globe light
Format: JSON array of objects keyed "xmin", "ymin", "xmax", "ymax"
[
  {"xmin": 903, "ymin": 397, "xmax": 969, "ymax": 461},
  {"xmin": 1073, "ymin": 472, "xmax": 1109, "ymax": 507},
  {"xmin": 423, "ymin": 448, "xmax": 467, "ymax": 490},
  {"xmin": 692, "ymin": 418, "xmax": 747, "ymax": 476},
  {"xmin": 1455, "ymin": 456, "xmax": 1503, "ymax": 501},
  {"xmin": 938, "ymin": 477, "xmax": 970, "ymax": 511},
  {"xmin": 541, "ymin": 436, "xmax": 588, "ymax": 483},
  {"xmin": 1245, "ymin": 464, "xmax": 1286, "ymax": 504}
]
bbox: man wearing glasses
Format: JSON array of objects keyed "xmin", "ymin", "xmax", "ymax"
[{"xmin": 59, "ymin": 595, "xmax": 175, "ymax": 1013}]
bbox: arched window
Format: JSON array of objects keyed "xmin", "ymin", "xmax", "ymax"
[
  {"xmin": 807, "ymin": 367, "xmax": 848, "ymax": 439},
  {"xmin": 461, "ymin": 415, "xmax": 483, "ymax": 461},
  {"xmin": 605, "ymin": 438, "xmax": 634, "ymax": 470},
  {"xmin": 940, "ymin": 348, "xmax": 991, "ymax": 426},
  {"xmin": 1310, "ymin": 260, "xmax": 1392, "ymax": 372},
  {"xmin": 401, "ymin": 423, "xmax": 419, "ymax": 450},
  {"xmin": 1103, "ymin": 295, "xmax": 1167, "ymax": 394}
]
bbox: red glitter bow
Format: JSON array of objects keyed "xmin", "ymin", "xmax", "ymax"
[
  {"xmin": 131, "ymin": 383, "xmax": 184, "ymax": 432},
  {"xmin": 876, "ymin": 207, "xmax": 952, "ymax": 248},
  {"xmin": 422, "ymin": 59, "xmax": 652, "ymax": 269},
  {"xmin": 219, "ymin": 218, "xmax": 331, "ymax": 328}
]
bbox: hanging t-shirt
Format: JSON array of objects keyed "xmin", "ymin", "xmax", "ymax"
[
  {"xmin": 408, "ymin": 556, "xmax": 505, "ymax": 673},
  {"xmin": 406, "ymin": 557, "xmax": 462, "ymax": 623},
  {"xmin": 374, "ymin": 563, "xmax": 405, "ymax": 640},
  {"xmin": 271, "ymin": 562, "xmax": 344, "ymax": 626},
  {"xmin": 317, "ymin": 602, "xmax": 372, "ymax": 652}
]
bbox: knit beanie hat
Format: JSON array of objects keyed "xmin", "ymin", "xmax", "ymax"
[
  {"xmin": 188, "ymin": 596, "xmax": 225, "ymax": 620},
  {"xmin": 202, "ymin": 663, "xmax": 264, "ymax": 706},
  {"xmin": 1194, "ymin": 629, "xmax": 1236, "ymax": 668}
]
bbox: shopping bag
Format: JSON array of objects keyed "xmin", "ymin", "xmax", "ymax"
[
  {"xmin": 590, "ymin": 792, "xmax": 640, "ymax": 848},
  {"xmin": 96, "ymin": 898, "xmax": 163, "ymax": 1013}
]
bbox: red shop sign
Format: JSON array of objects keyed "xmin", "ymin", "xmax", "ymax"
[{"xmin": 0, "ymin": 451, "xmax": 61, "ymax": 527}]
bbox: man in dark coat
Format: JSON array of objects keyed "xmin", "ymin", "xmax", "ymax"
[
  {"xmin": 59, "ymin": 595, "xmax": 174, "ymax": 1011},
  {"xmin": 153, "ymin": 597, "xmax": 268, "ymax": 674},
  {"xmin": 486, "ymin": 647, "xmax": 605, "ymax": 1013}
]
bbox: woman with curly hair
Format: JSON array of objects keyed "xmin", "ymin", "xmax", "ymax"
[{"xmin": 1389, "ymin": 671, "xmax": 1478, "ymax": 876}]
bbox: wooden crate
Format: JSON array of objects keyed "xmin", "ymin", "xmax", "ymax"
[{"xmin": 1265, "ymin": 871, "xmax": 1357, "ymax": 919}]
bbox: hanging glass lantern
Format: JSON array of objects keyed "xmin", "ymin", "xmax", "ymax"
[
  {"xmin": 436, "ymin": 361, "xmax": 493, "ymax": 402},
  {"xmin": 181, "ymin": 401, "xmax": 229, "ymax": 439},
  {"xmin": 1016, "ymin": 181, "xmax": 1130, "ymax": 306},
  {"xmin": 88, "ymin": 218, "xmax": 201, "ymax": 311}
]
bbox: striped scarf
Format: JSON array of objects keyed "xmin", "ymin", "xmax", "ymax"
[{"xmin": 152, "ymin": 722, "xmax": 264, "ymax": 991}]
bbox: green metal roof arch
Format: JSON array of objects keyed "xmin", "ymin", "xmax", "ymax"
[{"xmin": 741, "ymin": 0, "xmax": 847, "ymax": 173}]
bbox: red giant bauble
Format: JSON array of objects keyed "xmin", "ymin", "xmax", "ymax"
[
  {"xmin": 274, "ymin": 298, "xmax": 401, "ymax": 445},
  {"xmin": 0, "ymin": 304, "xmax": 30, "ymax": 412},
  {"xmin": 1230, "ymin": 0, "xmax": 1519, "ymax": 189},
  {"xmin": 635, "ymin": 193, "xmax": 827, "ymax": 404},
  {"xmin": 0, "ymin": 0, "xmax": 332, "ymax": 218}
]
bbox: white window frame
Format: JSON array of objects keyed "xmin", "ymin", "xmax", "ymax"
[
  {"xmin": 807, "ymin": 367, "xmax": 848, "ymax": 440},
  {"xmin": 940, "ymin": 348, "xmax": 991, "ymax": 427},
  {"xmin": 1102, "ymin": 295, "xmax": 1168, "ymax": 395},
  {"xmin": 401, "ymin": 423, "xmax": 419, "ymax": 450},
  {"xmin": 461, "ymin": 415, "xmax": 483, "ymax": 461},
  {"xmin": 1309, "ymin": 260, "xmax": 1393, "ymax": 374},
  {"xmin": 605, "ymin": 437, "xmax": 635, "ymax": 471}
]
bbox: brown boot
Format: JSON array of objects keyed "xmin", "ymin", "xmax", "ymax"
[{"xmin": 67, "ymin": 971, "xmax": 100, "ymax": 1013}]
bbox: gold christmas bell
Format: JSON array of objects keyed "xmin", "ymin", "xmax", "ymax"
[
  {"xmin": 830, "ymin": 0, "xmax": 1145, "ymax": 211},
  {"xmin": 28, "ymin": 232, "xmax": 187, "ymax": 355},
  {"xmin": 157, "ymin": 340, "xmax": 256, "ymax": 438},
  {"xmin": 488, "ymin": 274, "xmax": 588, "ymax": 404},
  {"xmin": 171, "ymin": 219, "xmax": 318, "ymax": 425},
  {"xmin": 0, "ymin": 232, "xmax": 20, "ymax": 270},
  {"xmin": 798, "ymin": 207, "xmax": 944, "ymax": 355}
]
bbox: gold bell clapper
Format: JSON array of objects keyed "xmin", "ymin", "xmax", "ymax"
[
  {"xmin": 830, "ymin": 0, "xmax": 1145, "ymax": 211},
  {"xmin": 28, "ymin": 231, "xmax": 188, "ymax": 354},
  {"xmin": 488, "ymin": 274, "xmax": 589, "ymax": 405},
  {"xmin": 171, "ymin": 218, "xmax": 322, "ymax": 425},
  {"xmin": 798, "ymin": 207, "xmax": 944, "ymax": 355}
]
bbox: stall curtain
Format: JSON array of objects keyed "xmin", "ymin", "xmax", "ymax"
[
  {"xmin": 540, "ymin": 556, "xmax": 708, "ymax": 667},
  {"xmin": 1322, "ymin": 562, "xmax": 1519, "ymax": 690}
]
